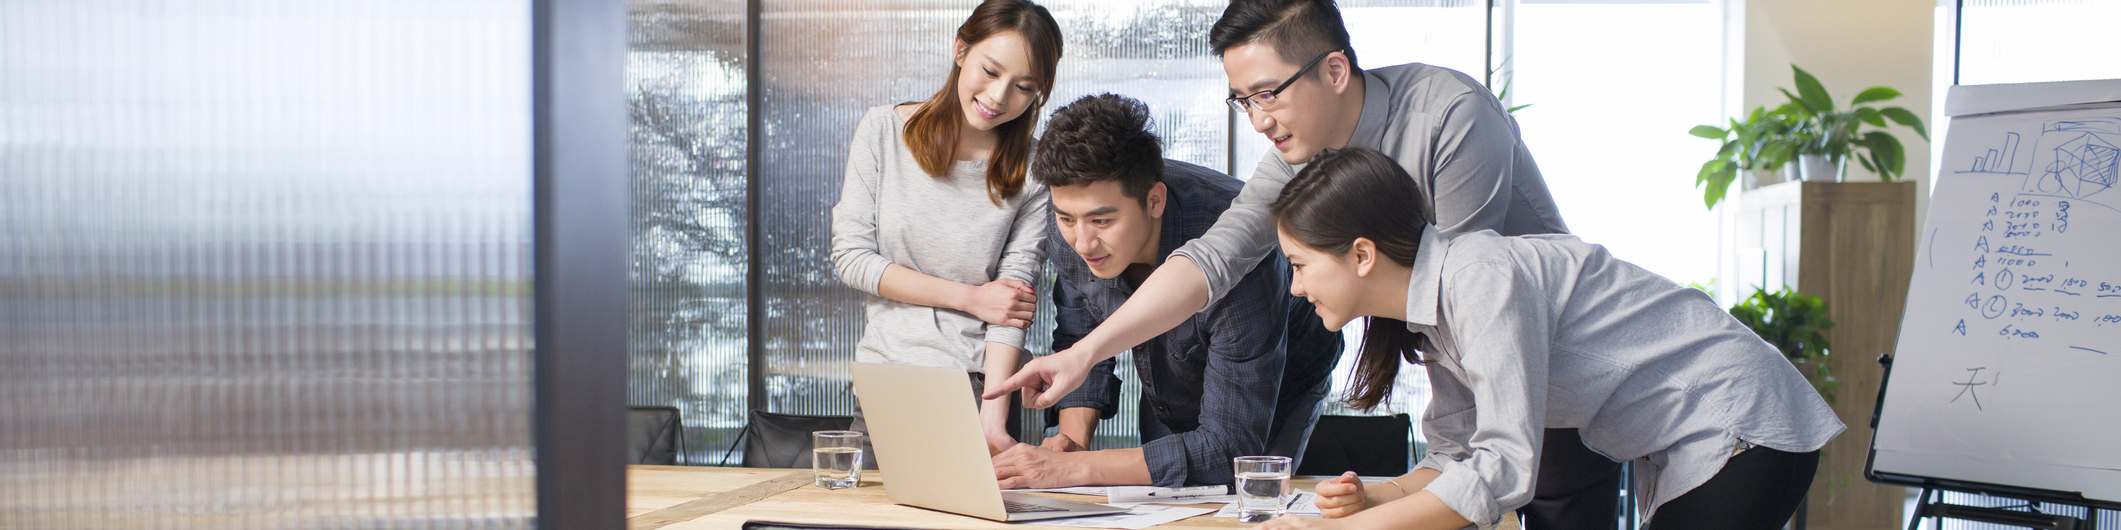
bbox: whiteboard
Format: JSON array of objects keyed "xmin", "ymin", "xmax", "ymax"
[{"xmin": 1872, "ymin": 80, "xmax": 2121, "ymax": 504}]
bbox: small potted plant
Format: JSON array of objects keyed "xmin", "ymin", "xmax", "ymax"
[
  {"xmin": 1775, "ymin": 65, "xmax": 1929, "ymax": 183},
  {"xmin": 1689, "ymin": 106, "xmax": 1800, "ymax": 209},
  {"xmin": 1729, "ymin": 286, "xmax": 1840, "ymax": 403}
]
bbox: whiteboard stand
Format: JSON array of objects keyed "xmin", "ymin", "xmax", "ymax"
[
  {"xmin": 1866, "ymin": 354, "xmax": 2111, "ymax": 530},
  {"xmin": 1866, "ymin": 78, "xmax": 2121, "ymax": 530},
  {"xmin": 1904, "ymin": 487, "xmax": 2087, "ymax": 530}
]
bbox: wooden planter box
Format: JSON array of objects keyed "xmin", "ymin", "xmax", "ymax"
[{"xmin": 1736, "ymin": 180, "xmax": 1916, "ymax": 530}]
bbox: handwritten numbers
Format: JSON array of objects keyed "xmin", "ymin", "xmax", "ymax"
[{"xmin": 2053, "ymin": 201, "xmax": 2071, "ymax": 233}]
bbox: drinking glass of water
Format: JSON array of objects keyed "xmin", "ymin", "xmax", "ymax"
[
  {"xmin": 811, "ymin": 430, "xmax": 864, "ymax": 489},
  {"xmin": 1233, "ymin": 455, "xmax": 1292, "ymax": 522}
]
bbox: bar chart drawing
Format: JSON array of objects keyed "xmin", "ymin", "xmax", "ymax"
[{"xmin": 1967, "ymin": 132, "xmax": 2024, "ymax": 174}]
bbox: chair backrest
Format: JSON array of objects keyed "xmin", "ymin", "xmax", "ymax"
[
  {"xmin": 742, "ymin": 410, "xmax": 855, "ymax": 469},
  {"xmin": 628, "ymin": 406, "xmax": 684, "ymax": 465},
  {"xmin": 1297, "ymin": 413, "xmax": 1413, "ymax": 477}
]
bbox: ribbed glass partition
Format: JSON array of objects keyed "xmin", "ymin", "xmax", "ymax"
[
  {"xmin": 626, "ymin": 0, "xmax": 750, "ymax": 465},
  {"xmin": 0, "ymin": 1, "xmax": 536, "ymax": 527}
]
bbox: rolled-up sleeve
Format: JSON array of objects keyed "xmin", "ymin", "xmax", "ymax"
[
  {"xmin": 1410, "ymin": 261, "xmax": 1551, "ymax": 530},
  {"xmin": 1167, "ymin": 156, "xmax": 1294, "ymax": 312},
  {"xmin": 1139, "ymin": 265, "xmax": 1287, "ymax": 486},
  {"xmin": 829, "ymin": 111, "xmax": 895, "ymax": 295},
  {"xmin": 982, "ymin": 184, "xmax": 1048, "ymax": 349},
  {"xmin": 1052, "ymin": 357, "xmax": 1120, "ymax": 418}
]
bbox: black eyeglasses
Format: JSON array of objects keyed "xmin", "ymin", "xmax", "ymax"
[{"xmin": 1225, "ymin": 49, "xmax": 1341, "ymax": 114}]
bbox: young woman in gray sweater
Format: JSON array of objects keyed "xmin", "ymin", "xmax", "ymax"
[{"xmin": 829, "ymin": 0, "xmax": 1062, "ymax": 455}]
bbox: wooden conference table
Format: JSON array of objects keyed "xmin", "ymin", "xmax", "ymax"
[{"xmin": 627, "ymin": 466, "xmax": 1521, "ymax": 530}]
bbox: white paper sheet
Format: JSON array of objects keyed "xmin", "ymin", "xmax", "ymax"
[
  {"xmin": 1010, "ymin": 486, "xmax": 1112, "ymax": 496},
  {"xmin": 1010, "ymin": 485, "xmax": 1238, "ymax": 506},
  {"xmin": 1103, "ymin": 485, "xmax": 1237, "ymax": 506}
]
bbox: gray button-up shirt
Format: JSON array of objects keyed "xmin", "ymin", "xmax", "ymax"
[
  {"xmin": 1172, "ymin": 62, "xmax": 1570, "ymax": 310},
  {"xmin": 1401, "ymin": 225, "xmax": 1842, "ymax": 529}
]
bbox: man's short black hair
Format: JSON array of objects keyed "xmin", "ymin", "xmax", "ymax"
[
  {"xmin": 1033, "ymin": 94, "xmax": 1164, "ymax": 205},
  {"xmin": 1208, "ymin": 0, "xmax": 1359, "ymax": 73}
]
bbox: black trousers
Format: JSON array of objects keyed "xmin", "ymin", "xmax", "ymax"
[
  {"xmin": 1522, "ymin": 428, "xmax": 1624, "ymax": 530},
  {"xmin": 1643, "ymin": 446, "xmax": 1818, "ymax": 530},
  {"xmin": 1522, "ymin": 430, "xmax": 1818, "ymax": 530}
]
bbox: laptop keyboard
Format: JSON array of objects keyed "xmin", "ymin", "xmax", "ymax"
[{"xmin": 1003, "ymin": 500, "xmax": 1069, "ymax": 513}]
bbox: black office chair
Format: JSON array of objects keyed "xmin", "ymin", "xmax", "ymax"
[
  {"xmin": 1297, "ymin": 413, "xmax": 1413, "ymax": 477},
  {"xmin": 736, "ymin": 410, "xmax": 854, "ymax": 469},
  {"xmin": 628, "ymin": 405, "xmax": 685, "ymax": 465}
]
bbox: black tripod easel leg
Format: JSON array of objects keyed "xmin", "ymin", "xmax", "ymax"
[{"xmin": 1909, "ymin": 487, "xmax": 1934, "ymax": 530}]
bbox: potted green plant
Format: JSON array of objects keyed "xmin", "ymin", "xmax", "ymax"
[
  {"xmin": 1689, "ymin": 106, "xmax": 1800, "ymax": 209},
  {"xmin": 1776, "ymin": 64, "xmax": 1929, "ymax": 183},
  {"xmin": 1729, "ymin": 286, "xmax": 1840, "ymax": 403},
  {"xmin": 1689, "ymin": 65, "xmax": 1931, "ymax": 208}
]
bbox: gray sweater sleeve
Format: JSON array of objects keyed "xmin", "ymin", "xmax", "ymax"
[
  {"xmin": 1167, "ymin": 154, "xmax": 1293, "ymax": 311},
  {"xmin": 830, "ymin": 109, "xmax": 894, "ymax": 296},
  {"xmin": 982, "ymin": 183, "xmax": 1049, "ymax": 349}
]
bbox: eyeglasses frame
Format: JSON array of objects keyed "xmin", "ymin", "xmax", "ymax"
[{"xmin": 1225, "ymin": 49, "xmax": 1344, "ymax": 114}]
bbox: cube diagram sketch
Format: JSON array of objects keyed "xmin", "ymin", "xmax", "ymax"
[{"xmin": 2045, "ymin": 132, "xmax": 2118, "ymax": 199}]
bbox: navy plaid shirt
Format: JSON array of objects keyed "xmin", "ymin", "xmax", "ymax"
[{"xmin": 1044, "ymin": 160, "xmax": 1342, "ymax": 487}]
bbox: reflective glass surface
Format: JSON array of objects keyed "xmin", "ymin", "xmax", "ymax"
[{"xmin": 1, "ymin": 1, "xmax": 535, "ymax": 527}]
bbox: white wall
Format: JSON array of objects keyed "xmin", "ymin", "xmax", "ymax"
[{"xmin": 1743, "ymin": 0, "xmax": 1936, "ymax": 226}]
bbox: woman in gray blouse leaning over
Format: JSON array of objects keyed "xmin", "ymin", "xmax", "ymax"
[
  {"xmin": 1258, "ymin": 149, "xmax": 1842, "ymax": 530},
  {"xmin": 829, "ymin": 0, "xmax": 1061, "ymax": 456}
]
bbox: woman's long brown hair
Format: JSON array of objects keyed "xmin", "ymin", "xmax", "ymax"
[
  {"xmin": 1269, "ymin": 148, "xmax": 1432, "ymax": 411},
  {"xmin": 902, "ymin": 0, "xmax": 1063, "ymax": 206}
]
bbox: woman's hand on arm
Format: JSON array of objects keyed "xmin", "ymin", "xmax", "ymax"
[
  {"xmin": 875, "ymin": 265, "xmax": 1035, "ymax": 328},
  {"xmin": 983, "ymin": 256, "xmax": 1211, "ymax": 407},
  {"xmin": 965, "ymin": 279, "xmax": 1036, "ymax": 328}
]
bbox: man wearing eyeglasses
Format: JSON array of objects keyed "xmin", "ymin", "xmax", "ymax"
[{"xmin": 989, "ymin": 0, "xmax": 1600, "ymax": 529}]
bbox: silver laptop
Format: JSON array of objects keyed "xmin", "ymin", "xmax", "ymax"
[{"xmin": 851, "ymin": 362, "xmax": 1127, "ymax": 522}]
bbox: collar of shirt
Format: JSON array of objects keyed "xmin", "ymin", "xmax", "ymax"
[
  {"xmin": 1400, "ymin": 223, "xmax": 1447, "ymax": 328},
  {"xmin": 1348, "ymin": 71, "xmax": 1393, "ymax": 151},
  {"xmin": 1154, "ymin": 189, "xmax": 1187, "ymax": 267}
]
